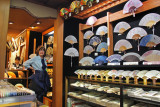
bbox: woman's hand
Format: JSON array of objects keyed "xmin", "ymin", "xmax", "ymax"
[{"xmin": 30, "ymin": 67, "xmax": 35, "ymax": 74}]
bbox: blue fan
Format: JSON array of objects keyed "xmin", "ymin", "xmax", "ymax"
[
  {"xmin": 106, "ymin": 54, "xmax": 122, "ymax": 63},
  {"xmin": 96, "ymin": 42, "xmax": 108, "ymax": 53},
  {"xmin": 140, "ymin": 34, "xmax": 160, "ymax": 48},
  {"xmin": 89, "ymin": 36, "xmax": 101, "ymax": 47},
  {"xmin": 94, "ymin": 55, "xmax": 108, "ymax": 65}
]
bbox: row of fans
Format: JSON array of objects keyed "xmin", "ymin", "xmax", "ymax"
[{"xmin": 79, "ymin": 50, "xmax": 160, "ymax": 66}]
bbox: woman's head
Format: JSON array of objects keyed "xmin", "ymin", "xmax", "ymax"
[
  {"xmin": 15, "ymin": 56, "xmax": 20, "ymax": 64},
  {"xmin": 36, "ymin": 46, "xmax": 46, "ymax": 57}
]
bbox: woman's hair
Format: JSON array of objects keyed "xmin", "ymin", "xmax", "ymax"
[
  {"xmin": 15, "ymin": 56, "xmax": 20, "ymax": 61},
  {"xmin": 36, "ymin": 45, "xmax": 46, "ymax": 57}
]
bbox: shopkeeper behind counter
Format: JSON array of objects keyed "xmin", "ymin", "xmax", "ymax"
[{"xmin": 11, "ymin": 56, "xmax": 23, "ymax": 69}]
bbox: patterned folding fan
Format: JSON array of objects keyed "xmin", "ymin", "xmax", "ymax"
[
  {"xmin": 79, "ymin": 57, "xmax": 95, "ymax": 66},
  {"xmin": 84, "ymin": 30, "xmax": 94, "ymax": 43},
  {"xmin": 89, "ymin": 36, "xmax": 101, "ymax": 48},
  {"xmin": 123, "ymin": 0, "xmax": 143, "ymax": 17},
  {"xmin": 106, "ymin": 54, "xmax": 122, "ymax": 63},
  {"xmin": 96, "ymin": 42, "xmax": 108, "ymax": 53},
  {"xmin": 86, "ymin": 16, "xmax": 97, "ymax": 31},
  {"xmin": 94, "ymin": 55, "xmax": 108, "ymax": 65},
  {"xmin": 114, "ymin": 39, "xmax": 132, "ymax": 53},
  {"xmin": 84, "ymin": 45, "xmax": 94, "ymax": 55},
  {"xmin": 140, "ymin": 34, "xmax": 160, "ymax": 48},
  {"xmin": 69, "ymin": 1, "xmax": 81, "ymax": 13},
  {"xmin": 141, "ymin": 50, "xmax": 160, "ymax": 62},
  {"xmin": 96, "ymin": 26, "xmax": 108, "ymax": 40},
  {"xmin": 7, "ymin": 72, "xmax": 16, "ymax": 78},
  {"xmin": 65, "ymin": 35, "xmax": 78, "ymax": 45},
  {"xmin": 121, "ymin": 52, "xmax": 141, "ymax": 62},
  {"xmin": 64, "ymin": 47, "xmax": 79, "ymax": 67},
  {"xmin": 114, "ymin": 21, "xmax": 131, "ymax": 35},
  {"xmin": 60, "ymin": 8, "xmax": 70, "ymax": 19},
  {"xmin": 18, "ymin": 71, "xmax": 25, "ymax": 78}
]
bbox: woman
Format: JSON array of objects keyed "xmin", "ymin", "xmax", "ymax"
[
  {"xmin": 23, "ymin": 46, "xmax": 50, "ymax": 102},
  {"xmin": 11, "ymin": 56, "xmax": 23, "ymax": 69}
]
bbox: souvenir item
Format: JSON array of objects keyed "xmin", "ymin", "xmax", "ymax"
[
  {"xmin": 79, "ymin": 57, "xmax": 95, "ymax": 66},
  {"xmin": 94, "ymin": 55, "xmax": 108, "ymax": 65},
  {"xmin": 81, "ymin": 0, "xmax": 94, "ymax": 7},
  {"xmin": 141, "ymin": 50, "xmax": 160, "ymax": 62},
  {"xmin": 46, "ymin": 47, "xmax": 53, "ymax": 55},
  {"xmin": 144, "ymin": 70, "xmax": 159, "ymax": 79},
  {"xmin": 64, "ymin": 47, "xmax": 79, "ymax": 67},
  {"xmin": 106, "ymin": 54, "xmax": 122, "ymax": 63},
  {"xmin": 137, "ymin": 70, "xmax": 148, "ymax": 78},
  {"xmin": 140, "ymin": 34, "xmax": 160, "ymax": 48},
  {"xmin": 15, "ymin": 84, "xmax": 24, "ymax": 88},
  {"xmin": 96, "ymin": 42, "xmax": 108, "ymax": 53},
  {"xmin": 96, "ymin": 26, "xmax": 108, "ymax": 40},
  {"xmin": 18, "ymin": 71, "xmax": 25, "ymax": 78},
  {"xmin": 86, "ymin": 16, "xmax": 97, "ymax": 31},
  {"xmin": 89, "ymin": 36, "xmax": 101, "ymax": 49},
  {"xmin": 69, "ymin": 1, "xmax": 81, "ymax": 14},
  {"xmin": 60, "ymin": 8, "xmax": 70, "ymax": 19},
  {"xmin": 84, "ymin": 30, "xmax": 94, "ymax": 44},
  {"xmin": 47, "ymin": 36, "xmax": 54, "ymax": 45},
  {"xmin": 84, "ymin": 45, "xmax": 94, "ymax": 55},
  {"xmin": 65, "ymin": 35, "xmax": 77, "ymax": 46},
  {"xmin": 121, "ymin": 52, "xmax": 141, "ymax": 62},
  {"xmin": 123, "ymin": 0, "xmax": 143, "ymax": 17},
  {"xmin": 7, "ymin": 72, "xmax": 16, "ymax": 78},
  {"xmin": 114, "ymin": 39, "xmax": 132, "ymax": 53},
  {"xmin": 114, "ymin": 21, "xmax": 131, "ymax": 35}
]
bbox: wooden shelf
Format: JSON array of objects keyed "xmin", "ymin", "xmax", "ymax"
[
  {"xmin": 47, "ymin": 64, "xmax": 53, "ymax": 67},
  {"xmin": 7, "ymin": 69, "xmax": 28, "ymax": 72}
]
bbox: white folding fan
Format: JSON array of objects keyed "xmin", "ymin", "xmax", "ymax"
[
  {"xmin": 141, "ymin": 50, "xmax": 160, "ymax": 62},
  {"xmin": 96, "ymin": 25, "xmax": 108, "ymax": 40},
  {"xmin": 126, "ymin": 27, "xmax": 147, "ymax": 51},
  {"xmin": 121, "ymin": 52, "xmax": 141, "ymax": 62},
  {"xmin": 96, "ymin": 42, "xmax": 108, "ymax": 53},
  {"xmin": 137, "ymin": 70, "xmax": 148, "ymax": 78},
  {"xmin": 84, "ymin": 30, "xmax": 94, "ymax": 39},
  {"xmin": 144, "ymin": 70, "xmax": 159, "ymax": 79},
  {"xmin": 83, "ymin": 45, "xmax": 94, "ymax": 55},
  {"xmin": 114, "ymin": 21, "xmax": 131, "ymax": 35},
  {"xmin": 79, "ymin": 57, "xmax": 95, "ymax": 66},
  {"xmin": 114, "ymin": 39, "xmax": 132, "ymax": 53},
  {"xmin": 139, "ymin": 13, "xmax": 160, "ymax": 35},
  {"xmin": 64, "ymin": 47, "xmax": 79, "ymax": 67},
  {"xmin": 65, "ymin": 35, "xmax": 77, "ymax": 46},
  {"xmin": 106, "ymin": 54, "xmax": 122, "ymax": 63}
]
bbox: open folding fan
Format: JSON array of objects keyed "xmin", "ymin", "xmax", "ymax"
[
  {"xmin": 123, "ymin": 0, "xmax": 143, "ymax": 17},
  {"xmin": 106, "ymin": 54, "xmax": 122, "ymax": 63},
  {"xmin": 140, "ymin": 34, "xmax": 160, "ymax": 48},
  {"xmin": 114, "ymin": 21, "xmax": 131, "ymax": 35},
  {"xmin": 94, "ymin": 55, "xmax": 108, "ymax": 65},
  {"xmin": 96, "ymin": 26, "xmax": 108, "ymax": 40},
  {"xmin": 7, "ymin": 72, "xmax": 16, "ymax": 78},
  {"xmin": 79, "ymin": 57, "xmax": 95, "ymax": 66},
  {"xmin": 96, "ymin": 42, "xmax": 108, "ymax": 53},
  {"xmin": 64, "ymin": 47, "xmax": 79, "ymax": 67},
  {"xmin": 114, "ymin": 39, "xmax": 132, "ymax": 53},
  {"xmin": 84, "ymin": 30, "xmax": 94, "ymax": 44},
  {"xmin": 83, "ymin": 45, "xmax": 94, "ymax": 55},
  {"xmin": 144, "ymin": 70, "xmax": 159, "ymax": 79},
  {"xmin": 141, "ymin": 50, "xmax": 160, "ymax": 62},
  {"xmin": 121, "ymin": 52, "xmax": 141, "ymax": 62},
  {"xmin": 89, "ymin": 36, "xmax": 101, "ymax": 49},
  {"xmin": 65, "ymin": 35, "xmax": 77, "ymax": 46},
  {"xmin": 139, "ymin": 13, "xmax": 160, "ymax": 35},
  {"xmin": 86, "ymin": 16, "xmax": 97, "ymax": 31},
  {"xmin": 126, "ymin": 27, "xmax": 147, "ymax": 51}
]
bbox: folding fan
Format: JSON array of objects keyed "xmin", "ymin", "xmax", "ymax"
[
  {"xmin": 89, "ymin": 36, "xmax": 101, "ymax": 48},
  {"xmin": 114, "ymin": 21, "xmax": 131, "ymax": 35},
  {"xmin": 83, "ymin": 45, "xmax": 94, "ymax": 55},
  {"xmin": 94, "ymin": 55, "xmax": 108, "ymax": 65},
  {"xmin": 121, "ymin": 52, "xmax": 141, "ymax": 62},
  {"xmin": 69, "ymin": 1, "xmax": 81, "ymax": 13},
  {"xmin": 123, "ymin": 0, "xmax": 143, "ymax": 17},
  {"xmin": 7, "ymin": 72, "xmax": 16, "ymax": 78},
  {"xmin": 144, "ymin": 70, "xmax": 159, "ymax": 79},
  {"xmin": 96, "ymin": 26, "xmax": 108, "ymax": 40},
  {"xmin": 86, "ymin": 16, "xmax": 97, "ymax": 31},
  {"xmin": 18, "ymin": 71, "xmax": 25, "ymax": 78},
  {"xmin": 64, "ymin": 47, "xmax": 79, "ymax": 67},
  {"xmin": 137, "ymin": 70, "xmax": 148, "ymax": 78},
  {"xmin": 129, "ymin": 70, "xmax": 140, "ymax": 78},
  {"xmin": 79, "ymin": 57, "xmax": 95, "ymax": 66},
  {"xmin": 122, "ymin": 71, "xmax": 132, "ymax": 77},
  {"xmin": 96, "ymin": 42, "xmax": 108, "ymax": 53},
  {"xmin": 116, "ymin": 70, "xmax": 124, "ymax": 77},
  {"xmin": 141, "ymin": 50, "xmax": 160, "ymax": 62},
  {"xmin": 84, "ymin": 30, "xmax": 94, "ymax": 44},
  {"xmin": 106, "ymin": 54, "xmax": 122, "ymax": 63},
  {"xmin": 65, "ymin": 35, "xmax": 77, "ymax": 45},
  {"xmin": 140, "ymin": 34, "xmax": 160, "ymax": 48},
  {"xmin": 114, "ymin": 39, "xmax": 132, "ymax": 53}
]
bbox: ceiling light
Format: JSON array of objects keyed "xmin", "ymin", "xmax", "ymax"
[
  {"xmin": 48, "ymin": 31, "xmax": 54, "ymax": 35},
  {"xmin": 31, "ymin": 26, "xmax": 35, "ymax": 29},
  {"xmin": 36, "ymin": 21, "xmax": 41, "ymax": 24},
  {"xmin": 9, "ymin": 21, "xmax": 14, "ymax": 24}
]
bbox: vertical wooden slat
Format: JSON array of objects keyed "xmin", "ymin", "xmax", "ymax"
[
  {"xmin": 0, "ymin": 0, "xmax": 10, "ymax": 79},
  {"xmin": 107, "ymin": 12, "xmax": 113, "ymax": 56},
  {"xmin": 25, "ymin": 29, "xmax": 30, "ymax": 61},
  {"xmin": 79, "ymin": 23, "xmax": 84, "ymax": 61}
]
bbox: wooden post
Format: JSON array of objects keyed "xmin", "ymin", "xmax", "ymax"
[
  {"xmin": 25, "ymin": 30, "xmax": 30, "ymax": 61},
  {"xmin": 79, "ymin": 23, "xmax": 84, "ymax": 61}
]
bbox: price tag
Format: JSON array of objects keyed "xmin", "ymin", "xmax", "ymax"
[
  {"xmin": 123, "ymin": 62, "xmax": 138, "ymax": 65},
  {"xmin": 108, "ymin": 63, "xmax": 120, "ymax": 65}
]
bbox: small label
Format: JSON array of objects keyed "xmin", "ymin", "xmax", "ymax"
[
  {"xmin": 94, "ymin": 53, "xmax": 98, "ymax": 56},
  {"xmin": 81, "ymin": 6, "xmax": 84, "ymax": 11},
  {"xmin": 143, "ymin": 61, "xmax": 160, "ymax": 65},
  {"xmin": 108, "ymin": 63, "xmax": 120, "ymax": 65},
  {"xmin": 123, "ymin": 62, "xmax": 138, "ymax": 65}
]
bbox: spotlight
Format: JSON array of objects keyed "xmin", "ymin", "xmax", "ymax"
[
  {"xmin": 36, "ymin": 21, "xmax": 41, "ymax": 24},
  {"xmin": 9, "ymin": 21, "xmax": 14, "ymax": 24}
]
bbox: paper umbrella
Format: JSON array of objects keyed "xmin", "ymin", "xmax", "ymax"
[
  {"xmin": 140, "ymin": 34, "xmax": 160, "ymax": 48},
  {"xmin": 86, "ymin": 16, "xmax": 97, "ymax": 31},
  {"xmin": 114, "ymin": 21, "xmax": 131, "ymax": 35},
  {"xmin": 123, "ymin": 0, "xmax": 143, "ymax": 17},
  {"xmin": 89, "ymin": 36, "xmax": 101, "ymax": 47},
  {"xmin": 64, "ymin": 47, "xmax": 79, "ymax": 67},
  {"xmin": 94, "ymin": 55, "xmax": 108, "ymax": 65},
  {"xmin": 65, "ymin": 35, "xmax": 77, "ymax": 45},
  {"xmin": 96, "ymin": 25, "xmax": 108, "ymax": 40},
  {"xmin": 84, "ymin": 45, "xmax": 94, "ymax": 55},
  {"xmin": 121, "ymin": 52, "xmax": 141, "ymax": 62},
  {"xmin": 114, "ymin": 39, "xmax": 132, "ymax": 53},
  {"xmin": 96, "ymin": 42, "xmax": 108, "ymax": 53},
  {"xmin": 106, "ymin": 54, "xmax": 122, "ymax": 63},
  {"xmin": 141, "ymin": 50, "xmax": 160, "ymax": 62},
  {"xmin": 79, "ymin": 57, "xmax": 95, "ymax": 66}
]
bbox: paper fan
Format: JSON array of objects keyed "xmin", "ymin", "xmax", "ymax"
[
  {"xmin": 114, "ymin": 21, "xmax": 131, "ymax": 35},
  {"xmin": 84, "ymin": 30, "xmax": 94, "ymax": 40},
  {"xmin": 94, "ymin": 55, "xmax": 108, "ymax": 65},
  {"xmin": 96, "ymin": 42, "xmax": 108, "ymax": 53},
  {"xmin": 89, "ymin": 36, "xmax": 101, "ymax": 47},
  {"xmin": 106, "ymin": 54, "xmax": 122, "ymax": 63},
  {"xmin": 121, "ymin": 52, "xmax": 141, "ymax": 62},
  {"xmin": 79, "ymin": 57, "xmax": 95, "ymax": 66},
  {"xmin": 137, "ymin": 70, "xmax": 148, "ymax": 78},
  {"xmin": 65, "ymin": 35, "xmax": 77, "ymax": 45},
  {"xmin": 123, "ymin": 0, "xmax": 143, "ymax": 17},
  {"xmin": 7, "ymin": 72, "xmax": 16, "ymax": 78},
  {"xmin": 140, "ymin": 34, "xmax": 160, "ymax": 48},
  {"xmin": 96, "ymin": 26, "xmax": 108, "ymax": 36},
  {"xmin": 18, "ymin": 71, "xmax": 25, "ymax": 78},
  {"xmin": 114, "ymin": 39, "xmax": 132, "ymax": 52},
  {"xmin": 86, "ymin": 16, "xmax": 97, "ymax": 31},
  {"xmin": 141, "ymin": 50, "xmax": 160, "ymax": 62},
  {"xmin": 69, "ymin": 1, "xmax": 81, "ymax": 13},
  {"xmin": 144, "ymin": 70, "xmax": 159, "ymax": 78},
  {"xmin": 84, "ymin": 45, "xmax": 94, "ymax": 55}
]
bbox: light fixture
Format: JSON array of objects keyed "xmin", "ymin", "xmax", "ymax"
[
  {"xmin": 36, "ymin": 21, "xmax": 41, "ymax": 24},
  {"xmin": 48, "ymin": 31, "xmax": 54, "ymax": 35},
  {"xmin": 31, "ymin": 26, "xmax": 35, "ymax": 29},
  {"xmin": 9, "ymin": 21, "xmax": 14, "ymax": 24}
]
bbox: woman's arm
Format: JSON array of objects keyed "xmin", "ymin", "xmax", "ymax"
[{"xmin": 23, "ymin": 58, "xmax": 34, "ymax": 69}]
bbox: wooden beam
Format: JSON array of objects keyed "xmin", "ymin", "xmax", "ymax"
[
  {"xmin": 79, "ymin": 23, "xmax": 84, "ymax": 61},
  {"xmin": 110, "ymin": 0, "xmax": 160, "ymax": 22},
  {"xmin": 0, "ymin": 0, "xmax": 10, "ymax": 79},
  {"xmin": 25, "ymin": 30, "xmax": 30, "ymax": 61}
]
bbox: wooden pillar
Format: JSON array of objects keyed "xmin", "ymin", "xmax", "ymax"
[
  {"xmin": 79, "ymin": 23, "xmax": 84, "ymax": 61},
  {"xmin": 107, "ymin": 12, "xmax": 113, "ymax": 56},
  {"xmin": 25, "ymin": 30, "xmax": 30, "ymax": 61},
  {"xmin": 52, "ymin": 13, "xmax": 63, "ymax": 107},
  {"xmin": 0, "ymin": 0, "xmax": 10, "ymax": 79}
]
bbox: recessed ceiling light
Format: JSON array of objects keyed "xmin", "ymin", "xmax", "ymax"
[
  {"xmin": 9, "ymin": 21, "xmax": 14, "ymax": 24},
  {"xmin": 31, "ymin": 26, "xmax": 35, "ymax": 29},
  {"xmin": 36, "ymin": 21, "xmax": 41, "ymax": 24}
]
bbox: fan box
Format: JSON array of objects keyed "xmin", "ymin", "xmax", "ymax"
[{"xmin": 123, "ymin": 62, "xmax": 138, "ymax": 65}]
